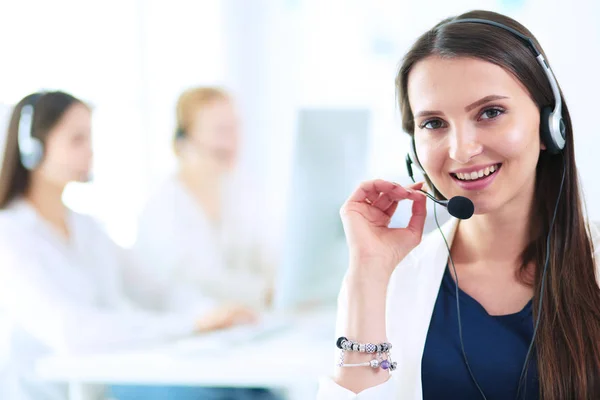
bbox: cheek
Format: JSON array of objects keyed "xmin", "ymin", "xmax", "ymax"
[
  {"xmin": 44, "ymin": 144, "xmax": 86, "ymax": 175},
  {"xmin": 489, "ymin": 119, "xmax": 541, "ymax": 162},
  {"xmin": 414, "ymin": 135, "xmax": 446, "ymax": 176}
]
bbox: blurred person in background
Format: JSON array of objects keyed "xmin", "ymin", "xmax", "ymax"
[
  {"xmin": 132, "ymin": 87, "xmax": 274, "ymax": 313},
  {"xmin": 128, "ymin": 87, "xmax": 280, "ymax": 399},
  {"xmin": 0, "ymin": 91, "xmax": 258, "ymax": 400}
]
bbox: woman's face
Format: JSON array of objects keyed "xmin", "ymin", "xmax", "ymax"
[
  {"xmin": 408, "ymin": 56, "xmax": 543, "ymax": 215},
  {"xmin": 182, "ymin": 99, "xmax": 240, "ymax": 174},
  {"xmin": 37, "ymin": 103, "xmax": 93, "ymax": 187}
]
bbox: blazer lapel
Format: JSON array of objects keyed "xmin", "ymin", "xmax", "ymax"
[{"xmin": 389, "ymin": 217, "xmax": 459, "ymax": 399}]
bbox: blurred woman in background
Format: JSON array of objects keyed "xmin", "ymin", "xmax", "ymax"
[
  {"xmin": 129, "ymin": 86, "xmax": 280, "ymax": 399},
  {"xmin": 0, "ymin": 91, "xmax": 257, "ymax": 400},
  {"xmin": 132, "ymin": 87, "xmax": 274, "ymax": 313}
]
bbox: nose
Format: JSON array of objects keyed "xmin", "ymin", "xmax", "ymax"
[{"xmin": 448, "ymin": 125, "xmax": 483, "ymax": 164}]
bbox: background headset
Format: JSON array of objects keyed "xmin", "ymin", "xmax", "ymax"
[
  {"xmin": 406, "ymin": 18, "xmax": 566, "ymax": 182},
  {"xmin": 17, "ymin": 93, "xmax": 45, "ymax": 171},
  {"xmin": 175, "ymin": 126, "xmax": 185, "ymax": 140},
  {"xmin": 402, "ymin": 18, "xmax": 567, "ymax": 400}
]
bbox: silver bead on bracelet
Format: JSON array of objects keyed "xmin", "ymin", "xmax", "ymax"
[{"xmin": 336, "ymin": 337, "xmax": 392, "ymax": 354}]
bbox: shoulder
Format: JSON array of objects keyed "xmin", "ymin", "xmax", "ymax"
[
  {"xmin": 67, "ymin": 211, "xmax": 121, "ymax": 258},
  {"xmin": 144, "ymin": 176, "xmax": 186, "ymax": 211},
  {"xmin": 70, "ymin": 211, "xmax": 106, "ymax": 237},
  {"xmin": 144, "ymin": 178, "xmax": 182, "ymax": 209},
  {"xmin": 0, "ymin": 200, "xmax": 35, "ymax": 239},
  {"xmin": 0, "ymin": 209, "xmax": 18, "ymax": 232},
  {"xmin": 138, "ymin": 178, "xmax": 183, "ymax": 224},
  {"xmin": 133, "ymin": 178, "xmax": 186, "ymax": 248}
]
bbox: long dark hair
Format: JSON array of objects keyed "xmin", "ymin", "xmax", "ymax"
[
  {"xmin": 0, "ymin": 91, "xmax": 84, "ymax": 209},
  {"xmin": 397, "ymin": 10, "xmax": 600, "ymax": 399}
]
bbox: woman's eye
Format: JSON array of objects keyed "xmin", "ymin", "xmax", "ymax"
[
  {"xmin": 421, "ymin": 119, "xmax": 445, "ymax": 130},
  {"xmin": 480, "ymin": 108, "xmax": 504, "ymax": 120}
]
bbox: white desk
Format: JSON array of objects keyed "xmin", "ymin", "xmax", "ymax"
[{"xmin": 36, "ymin": 310, "xmax": 337, "ymax": 400}]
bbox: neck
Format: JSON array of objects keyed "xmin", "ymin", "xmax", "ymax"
[
  {"xmin": 24, "ymin": 173, "xmax": 68, "ymax": 236},
  {"xmin": 178, "ymin": 165, "xmax": 223, "ymax": 224},
  {"xmin": 178, "ymin": 163, "xmax": 223, "ymax": 193},
  {"xmin": 453, "ymin": 187, "xmax": 536, "ymax": 266}
]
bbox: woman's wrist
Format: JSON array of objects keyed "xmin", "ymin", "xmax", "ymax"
[{"xmin": 347, "ymin": 259, "xmax": 394, "ymax": 288}]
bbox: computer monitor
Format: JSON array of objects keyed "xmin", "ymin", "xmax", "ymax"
[{"xmin": 273, "ymin": 108, "xmax": 370, "ymax": 311}]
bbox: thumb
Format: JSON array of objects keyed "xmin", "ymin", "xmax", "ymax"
[{"xmin": 406, "ymin": 181, "xmax": 425, "ymax": 191}]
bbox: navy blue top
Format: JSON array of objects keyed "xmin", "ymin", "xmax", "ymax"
[{"xmin": 421, "ymin": 266, "xmax": 539, "ymax": 400}]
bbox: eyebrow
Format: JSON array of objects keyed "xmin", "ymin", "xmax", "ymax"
[{"xmin": 413, "ymin": 94, "xmax": 510, "ymax": 119}]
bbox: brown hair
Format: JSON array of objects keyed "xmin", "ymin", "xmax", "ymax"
[
  {"xmin": 174, "ymin": 86, "xmax": 230, "ymax": 142},
  {"xmin": 397, "ymin": 10, "xmax": 600, "ymax": 399},
  {"xmin": 0, "ymin": 91, "xmax": 84, "ymax": 209}
]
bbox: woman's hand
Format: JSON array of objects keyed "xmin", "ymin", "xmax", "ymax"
[
  {"xmin": 340, "ymin": 179, "xmax": 427, "ymax": 279},
  {"xmin": 195, "ymin": 304, "xmax": 258, "ymax": 333}
]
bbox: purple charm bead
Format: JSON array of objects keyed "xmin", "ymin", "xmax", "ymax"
[{"xmin": 380, "ymin": 360, "xmax": 390, "ymax": 370}]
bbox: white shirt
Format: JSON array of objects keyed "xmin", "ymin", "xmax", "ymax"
[
  {"xmin": 317, "ymin": 218, "xmax": 600, "ymax": 399},
  {"xmin": 131, "ymin": 177, "xmax": 272, "ymax": 311},
  {"xmin": 0, "ymin": 199, "xmax": 201, "ymax": 400}
]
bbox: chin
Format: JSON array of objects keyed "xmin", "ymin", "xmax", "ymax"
[
  {"xmin": 469, "ymin": 197, "xmax": 505, "ymax": 216},
  {"xmin": 74, "ymin": 172, "xmax": 92, "ymax": 183},
  {"xmin": 222, "ymin": 162, "xmax": 237, "ymax": 173}
]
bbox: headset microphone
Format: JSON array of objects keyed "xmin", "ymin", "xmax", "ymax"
[{"xmin": 405, "ymin": 154, "xmax": 475, "ymax": 220}]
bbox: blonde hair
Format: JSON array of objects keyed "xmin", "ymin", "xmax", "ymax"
[{"xmin": 175, "ymin": 87, "xmax": 230, "ymax": 140}]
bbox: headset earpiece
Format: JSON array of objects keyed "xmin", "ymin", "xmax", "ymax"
[
  {"xmin": 445, "ymin": 18, "xmax": 566, "ymax": 156},
  {"xmin": 540, "ymin": 106, "xmax": 566, "ymax": 154},
  {"xmin": 18, "ymin": 95, "xmax": 44, "ymax": 170},
  {"xmin": 175, "ymin": 127, "xmax": 185, "ymax": 140}
]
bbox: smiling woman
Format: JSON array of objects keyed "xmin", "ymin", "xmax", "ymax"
[{"xmin": 318, "ymin": 9, "xmax": 600, "ymax": 400}]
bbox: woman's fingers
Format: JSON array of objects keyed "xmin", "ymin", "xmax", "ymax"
[{"xmin": 348, "ymin": 179, "xmax": 424, "ymax": 205}]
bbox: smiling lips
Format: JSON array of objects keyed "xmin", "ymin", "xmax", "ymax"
[{"xmin": 450, "ymin": 163, "xmax": 502, "ymax": 190}]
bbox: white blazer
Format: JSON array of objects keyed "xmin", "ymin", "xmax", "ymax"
[
  {"xmin": 317, "ymin": 218, "xmax": 600, "ymax": 399},
  {"xmin": 0, "ymin": 199, "xmax": 202, "ymax": 400},
  {"xmin": 131, "ymin": 177, "xmax": 273, "ymax": 310}
]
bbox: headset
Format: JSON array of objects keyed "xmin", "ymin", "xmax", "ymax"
[
  {"xmin": 403, "ymin": 19, "xmax": 567, "ymax": 400},
  {"xmin": 175, "ymin": 126, "xmax": 185, "ymax": 140},
  {"xmin": 17, "ymin": 93, "xmax": 45, "ymax": 171}
]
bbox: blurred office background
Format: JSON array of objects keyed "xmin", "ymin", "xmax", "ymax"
[{"xmin": 0, "ymin": 0, "xmax": 599, "ymax": 398}]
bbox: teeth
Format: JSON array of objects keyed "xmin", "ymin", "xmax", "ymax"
[{"xmin": 454, "ymin": 164, "xmax": 500, "ymax": 181}]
